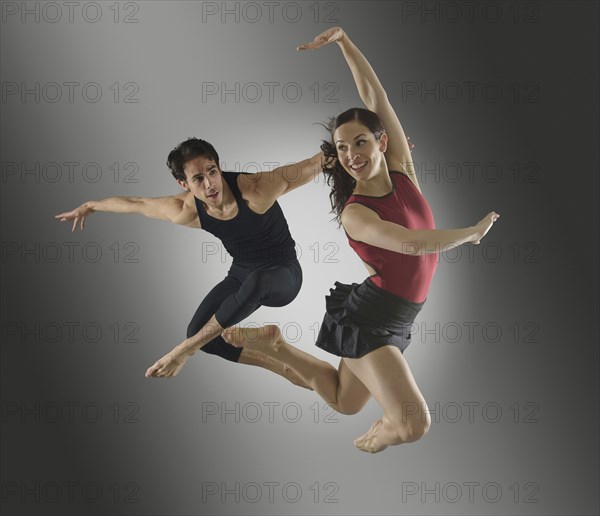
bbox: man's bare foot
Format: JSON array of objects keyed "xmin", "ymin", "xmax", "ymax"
[
  {"xmin": 353, "ymin": 418, "xmax": 388, "ymax": 454},
  {"xmin": 145, "ymin": 348, "xmax": 190, "ymax": 378},
  {"xmin": 222, "ymin": 324, "xmax": 282, "ymax": 354}
]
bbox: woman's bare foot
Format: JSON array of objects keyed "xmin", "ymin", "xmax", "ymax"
[
  {"xmin": 222, "ymin": 324, "xmax": 282, "ymax": 354},
  {"xmin": 354, "ymin": 418, "xmax": 388, "ymax": 454}
]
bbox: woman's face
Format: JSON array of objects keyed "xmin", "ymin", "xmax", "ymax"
[{"xmin": 333, "ymin": 120, "xmax": 387, "ymax": 182}]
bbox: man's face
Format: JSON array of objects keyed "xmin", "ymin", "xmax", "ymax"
[{"xmin": 178, "ymin": 155, "xmax": 224, "ymax": 206}]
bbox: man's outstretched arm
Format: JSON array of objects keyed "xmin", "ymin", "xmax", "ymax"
[
  {"xmin": 238, "ymin": 151, "xmax": 324, "ymax": 201},
  {"xmin": 55, "ymin": 192, "xmax": 199, "ymax": 231}
]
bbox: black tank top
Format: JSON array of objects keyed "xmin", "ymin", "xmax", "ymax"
[{"xmin": 194, "ymin": 172, "xmax": 297, "ymax": 266}]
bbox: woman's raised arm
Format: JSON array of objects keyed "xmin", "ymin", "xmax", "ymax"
[{"xmin": 298, "ymin": 27, "xmax": 418, "ymax": 192}]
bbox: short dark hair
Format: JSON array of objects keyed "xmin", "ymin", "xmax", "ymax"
[{"xmin": 166, "ymin": 137, "xmax": 220, "ymax": 182}]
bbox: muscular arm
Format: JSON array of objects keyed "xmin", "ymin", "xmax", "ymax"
[
  {"xmin": 55, "ymin": 192, "xmax": 199, "ymax": 231},
  {"xmin": 342, "ymin": 204, "xmax": 499, "ymax": 255},
  {"xmin": 238, "ymin": 151, "xmax": 324, "ymax": 201}
]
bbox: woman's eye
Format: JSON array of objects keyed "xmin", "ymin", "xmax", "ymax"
[{"xmin": 357, "ymin": 140, "xmax": 366, "ymax": 146}]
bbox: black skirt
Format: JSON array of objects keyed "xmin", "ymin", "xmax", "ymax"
[{"xmin": 315, "ymin": 279, "xmax": 424, "ymax": 358}]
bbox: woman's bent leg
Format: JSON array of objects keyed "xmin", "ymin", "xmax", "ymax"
[
  {"xmin": 223, "ymin": 325, "xmax": 371, "ymax": 414},
  {"xmin": 343, "ymin": 345, "xmax": 431, "ymax": 453}
]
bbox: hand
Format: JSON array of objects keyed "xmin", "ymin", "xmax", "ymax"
[
  {"xmin": 55, "ymin": 203, "xmax": 95, "ymax": 232},
  {"xmin": 472, "ymin": 212, "xmax": 500, "ymax": 244},
  {"xmin": 297, "ymin": 27, "xmax": 344, "ymax": 51}
]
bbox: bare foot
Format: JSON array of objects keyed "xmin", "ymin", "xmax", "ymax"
[
  {"xmin": 354, "ymin": 418, "xmax": 388, "ymax": 454},
  {"xmin": 222, "ymin": 324, "xmax": 282, "ymax": 353},
  {"xmin": 145, "ymin": 348, "xmax": 190, "ymax": 378}
]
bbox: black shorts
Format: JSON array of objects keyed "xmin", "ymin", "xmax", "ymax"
[{"xmin": 315, "ymin": 278, "xmax": 424, "ymax": 358}]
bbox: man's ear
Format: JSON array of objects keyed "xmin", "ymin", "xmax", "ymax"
[
  {"xmin": 378, "ymin": 132, "xmax": 389, "ymax": 153},
  {"xmin": 176, "ymin": 179, "xmax": 190, "ymax": 192}
]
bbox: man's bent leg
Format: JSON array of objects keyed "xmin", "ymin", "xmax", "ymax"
[{"xmin": 145, "ymin": 315, "xmax": 224, "ymax": 378}]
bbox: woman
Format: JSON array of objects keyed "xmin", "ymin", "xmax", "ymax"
[{"xmin": 223, "ymin": 27, "xmax": 500, "ymax": 453}]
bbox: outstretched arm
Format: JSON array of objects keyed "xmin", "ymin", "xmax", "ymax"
[
  {"xmin": 342, "ymin": 204, "xmax": 500, "ymax": 255},
  {"xmin": 238, "ymin": 151, "xmax": 324, "ymax": 200},
  {"xmin": 55, "ymin": 192, "xmax": 199, "ymax": 231},
  {"xmin": 299, "ymin": 28, "xmax": 419, "ymax": 192}
]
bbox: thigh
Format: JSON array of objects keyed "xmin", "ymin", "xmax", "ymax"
[
  {"xmin": 343, "ymin": 345, "xmax": 427, "ymax": 425},
  {"xmin": 187, "ymin": 275, "xmax": 241, "ymax": 336},
  {"xmin": 246, "ymin": 261, "xmax": 302, "ymax": 308}
]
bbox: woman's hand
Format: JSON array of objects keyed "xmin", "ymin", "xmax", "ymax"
[
  {"xmin": 55, "ymin": 203, "xmax": 95, "ymax": 232},
  {"xmin": 297, "ymin": 27, "xmax": 344, "ymax": 51},
  {"xmin": 471, "ymin": 212, "xmax": 500, "ymax": 244}
]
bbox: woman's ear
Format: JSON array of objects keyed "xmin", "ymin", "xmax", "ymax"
[{"xmin": 378, "ymin": 132, "xmax": 389, "ymax": 153}]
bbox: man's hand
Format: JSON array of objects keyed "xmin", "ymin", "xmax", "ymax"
[{"xmin": 55, "ymin": 203, "xmax": 95, "ymax": 232}]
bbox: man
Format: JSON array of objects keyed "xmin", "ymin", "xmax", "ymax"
[{"xmin": 56, "ymin": 137, "xmax": 323, "ymax": 385}]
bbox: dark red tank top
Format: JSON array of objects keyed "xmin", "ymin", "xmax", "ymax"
[{"xmin": 344, "ymin": 171, "xmax": 438, "ymax": 303}]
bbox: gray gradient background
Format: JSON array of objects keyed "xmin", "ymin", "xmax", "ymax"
[{"xmin": 1, "ymin": 1, "xmax": 598, "ymax": 515}]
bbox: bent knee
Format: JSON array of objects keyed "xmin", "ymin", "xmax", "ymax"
[{"xmin": 335, "ymin": 403, "xmax": 362, "ymax": 416}]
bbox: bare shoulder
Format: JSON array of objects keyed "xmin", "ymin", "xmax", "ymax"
[
  {"xmin": 341, "ymin": 202, "xmax": 379, "ymax": 239},
  {"xmin": 388, "ymin": 164, "xmax": 422, "ymax": 195},
  {"xmin": 236, "ymin": 172, "xmax": 261, "ymax": 199},
  {"xmin": 171, "ymin": 191, "xmax": 201, "ymax": 228}
]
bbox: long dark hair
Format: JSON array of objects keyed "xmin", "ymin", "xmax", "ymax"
[{"xmin": 320, "ymin": 108, "xmax": 386, "ymax": 226}]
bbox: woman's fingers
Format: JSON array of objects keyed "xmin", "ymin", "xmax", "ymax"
[{"xmin": 297, "ymin": 28, "xmax": 343, "ymax": 51}]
